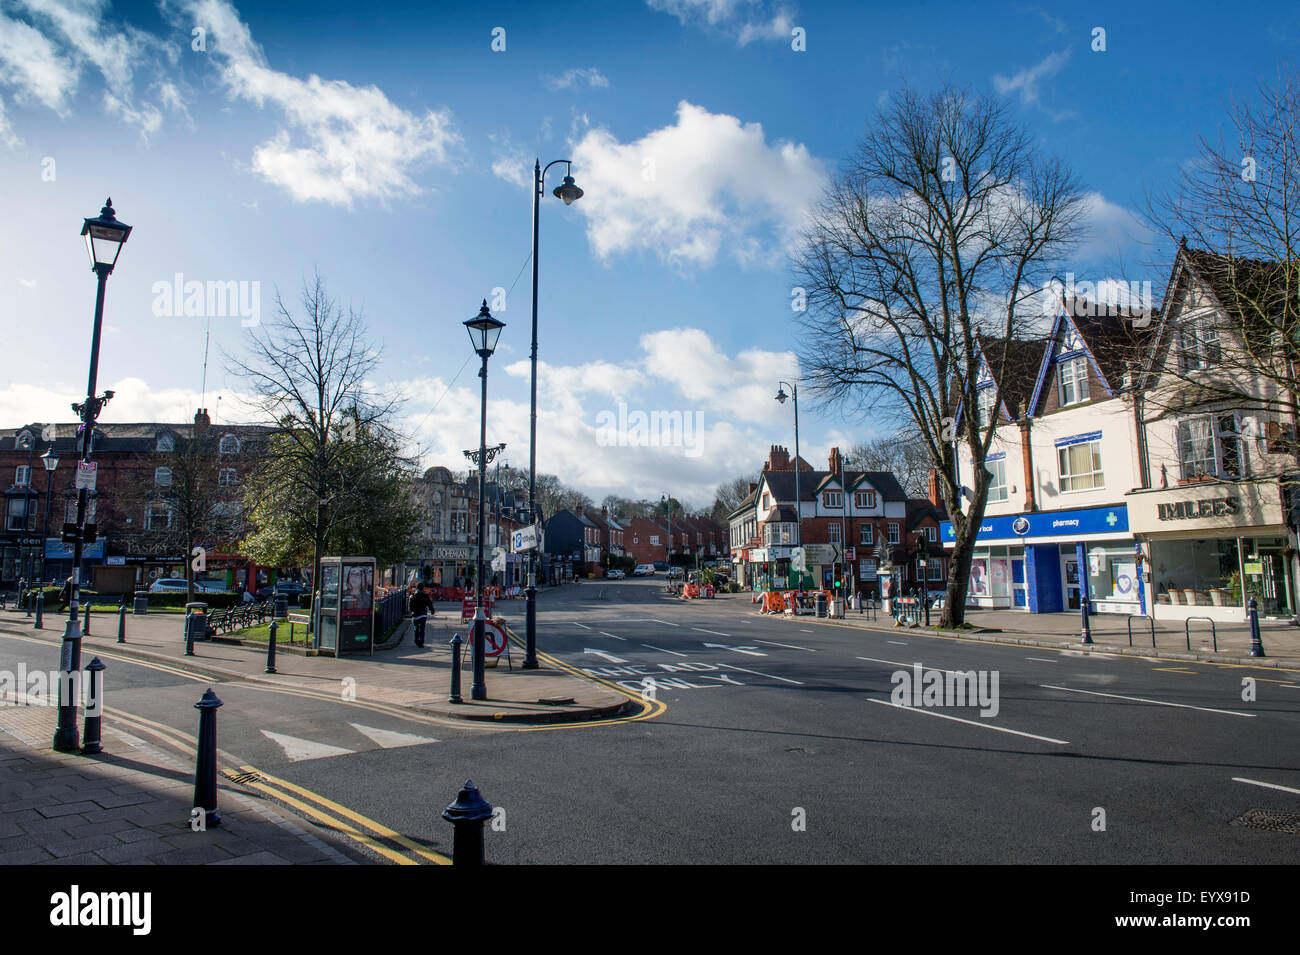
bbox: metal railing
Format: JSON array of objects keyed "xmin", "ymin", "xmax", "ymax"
[
  {"xmin": 377, "ymin": 589, "xmax": 406, "ymax": 638},
  {"xmin": 1184, "ymin": 616, "xmax": 1218, "ymax": 652},
  {"xmin": 1126, "ymin": 614, "xmax": 1156, "ymax": 647}
]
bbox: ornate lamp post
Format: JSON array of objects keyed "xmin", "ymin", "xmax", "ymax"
[
  {"xmin": 40, "ymin": 445, "xmax": 59, "ymax": 583},
  {"xmin": 16, "ymin": 431, "xmax": 35, "ymax": 583},
  {"xmin": 525, "ymin": 159, "xmax": 583, "ymax": 670},
  {"xmin": 464, "ymin": 301, "xmax": 505, "ymax": 701},
  {"xmin": 54, "ymin": 198, "xmax": 130, "ymax": 753},
  {"xmin": 774, "ymin": 381, "xmax": 804, "ymax": 591}
]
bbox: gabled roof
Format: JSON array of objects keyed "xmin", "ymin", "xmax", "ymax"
[
  {"xmin": 975, "ymin": 335, "xmax": 1050, "ymax": 421},
  {"xmin": 1028, "ymin": 301, "xmax": 1154, "ymax": 411},
  {"xmin": 727, "ymin": 488, "xmax": 757, "ymax": 522},
  {"xmin": 761, "ymin": 469, "xmax": 906, "ymax": 504},
  {"xmin": 905, "ymin": 499, "xmax": 949, "ymax": 532}
]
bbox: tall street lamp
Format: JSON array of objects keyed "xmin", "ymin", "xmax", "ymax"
[
  {"xmin": 40, "ymin": 445, "xmax": 59, "ymax": 584},
  {"xmin": 465, "ymin": 300, "xmax": 504, "ymax": 702},
  {"xmin": 661, "ymin": 493, "xmax": 673, "ymax": 570},
  {"xmin": 526, "ymin": 158, "xmax": 583, "ymax": 670},
  {"xmin": 55, "ymin": 198, "xmax": 130, "ymax": 753},
  {"xmin": 774, "ymin": 381, "xmax": 804, "ymax": 591}
]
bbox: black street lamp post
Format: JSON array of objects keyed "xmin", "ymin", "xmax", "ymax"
[
  {"xmin": 775, "ymin": 381, "xmax": 804, "ymax": 591},
  {"xmin": 526, "ymin": 159, "xmax": 583, "ymax": 670},
  {"xmin": 40, "ymin": 446, "xmax": 59, "ymax": 584},
  {"xmin": 16, "ymin": 432, "xmax": 35, "ymax": 584},
  {"xmin": 465, "ymin": 301, "xmax": 505, "ymax": 702},
  {"xmin": 54, "ymin": 198, "xmax": 130, "ymax": 754}
]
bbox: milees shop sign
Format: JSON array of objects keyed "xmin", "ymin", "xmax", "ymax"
[{"xmin": 1156, "ymin": 497, "xmax": 1239, "ymax": 521}]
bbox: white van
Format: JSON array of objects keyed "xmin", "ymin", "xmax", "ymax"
[{"xmin": 633, "ymin": 564, "xmax": 656, "ymax": 576}]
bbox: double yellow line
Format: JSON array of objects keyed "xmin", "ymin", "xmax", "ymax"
[{"xmin": 106, "ymin": 706, "xmax": 450, "ymax": 865}]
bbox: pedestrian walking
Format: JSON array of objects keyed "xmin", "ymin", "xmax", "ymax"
[
  {"xmin": 57, "ymin": 575, "xmax": 72, "ymax": 611},
  {"xmin": 409, "ymin": 582, "xmax": 433, "ymax": 649}
]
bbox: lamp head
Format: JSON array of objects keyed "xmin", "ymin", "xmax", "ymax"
[
  {"xmin": 553, "ymin": 174, "xmax": 583, "ymax": 206},
  {"xmin": 81, "ymin": 198, "xmax": 131, "ymax": 272},
  {"xmin": 464, "ymin": 299, "xmax": 505, "ymax": 357}
]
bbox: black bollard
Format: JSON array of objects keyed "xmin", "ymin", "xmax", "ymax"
[
  {"xmin": 441, "ymin": 779, "xmax": 492, "ymax": 865},
  {"xmin": 81, "ymin": 658, "xmax": 106, "ymax": 754},
  {"xmin": 184, "ymin": 609, "xmax": 196, "ymax": 657},
  {"xmin": 192, "ymin": 689, "xmax": 223, "ymax": 828},
  {"xmin": 34, "ymin": 592, "xmax": 43, "ymax": 629},
  {"xmin": 25, "ymin": 590, "xmax": 33, "ymax": 617},
  {"xmin": 1080, "ymin": 592, "xmax": 1093, "ymax": 644},
  {"xmin": 84, "ymin": 604, "xmax": 91, "ymax": 636},
  {"xmin": 448, "ymin": 633, "xmax": 463, "ymax": 704},
  {"xmin": 1248, "ymin": 597, "xmax": 1266, "ymax": 658},
  {"xmin": 266, "ymin": 620, "xmax": 278, "ymax": 674},
  {"xmin": 117, "ymin": 605, "xmax": 126, "ymax": 644}
]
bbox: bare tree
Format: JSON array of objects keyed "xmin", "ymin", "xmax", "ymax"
[
  {"xmin": 225, "ymin": 272, "xmax": 407, "ymax": 592},
  {"xmin": 709, "ymin": 474, "xmax": 759, "ymax": 523},
  {"xmin": 791, "ymin": 84, "xmax": 1087, "ymax": 625},
  {"xmin": 1145, "ymin": 68, "xmax": 1300, "ymax": 479},
  {"xmin": 846, "ymin": 429, "xmax": 932, "ymax": 498}
]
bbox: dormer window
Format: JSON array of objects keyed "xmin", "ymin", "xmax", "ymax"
[
  {"xmin": 823, "ymin": 490, "xmax": 843, "ymax": 508},
  {"xmin": 1057, "ymin": 356, "xmax": 1090, "ymax": 406},
  {"xmin": 855, "ymin": 490, "xmax": 876, "ymax": 509},
  {"xmin": 219, "ymin": 434, "xmax": 240, "ymax": 454},
  {"xmin": 976, "ymin": 386, "xmax": 998, "ymax": 427},
  {"xmin": 156, "ymin": 434, "xmax": 175, "ymax": 452}
]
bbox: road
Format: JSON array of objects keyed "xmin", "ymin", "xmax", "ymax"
[{"xmin": 3, "ymin": 577, "xmax": 1297, "ymax": 864}]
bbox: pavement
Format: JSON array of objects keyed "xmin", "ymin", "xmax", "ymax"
[
  {"xmin": 0, "ymin": 601, "xmax": 630, "ymax": 723},
  {"xmin": 0, "ymin": 691, "xmax": 369, "ymax": 865},
  {"xmin": 774, "ymin": 600, "xmax": 1300, "ymax": 667}
]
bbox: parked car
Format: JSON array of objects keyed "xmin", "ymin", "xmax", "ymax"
[
  {"xmin": 653, "ymin": 561, "xmax": 669, "ymax": 572},
  {"xmin": 633, "ymin": 564, "xmax": 656, "ymax": 576},
  {"xmin": 606, "ymin": 569, "xmax": 626, "ymax": 579},
  {"xmin": 666, "ymin": 567, "xmax": 685, "ymax": 579},
  {"xmin": 149, "ymin": 578, "xmax": 229, "ymax": 594},
  {"xmin": 255, "ymin": 580, "xmax": 307, "ymax": 600}
]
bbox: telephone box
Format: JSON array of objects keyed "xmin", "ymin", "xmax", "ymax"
[{"xmin": 316, "ymin": 557, "xmax": 375, "ymax": 656}]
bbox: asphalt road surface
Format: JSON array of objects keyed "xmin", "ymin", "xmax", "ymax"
[{"xmin": 4, "ymin": 578, "xmax": 1297, "ymax": 864}]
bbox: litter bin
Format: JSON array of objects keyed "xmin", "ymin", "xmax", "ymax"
[
  {"xmin": 273, "ymin": 594, "xmax": 289, "ymax": 618},
  {"xmin": 815, "ymin": 592, "xmax": 828, "ymax": 617},
  {"xmin": 831, "ymin": 598, "xmax": 845, "ymax": 619},
  {"xmin": 133, "ymin": 590, "xmax": 149, "ymax": 615},
  {"xmin": 184, "ymin": 602, "xmax": 210, "ymax": 642}
]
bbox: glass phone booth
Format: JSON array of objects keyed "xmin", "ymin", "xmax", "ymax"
[{"xmin": 316, "ymin": 556, "xmax": 375, "ymax": 656}]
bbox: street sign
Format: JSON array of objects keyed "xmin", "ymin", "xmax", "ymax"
[
  {"xmin": 511, "ymin": 525, "xmax": 539, "ymax": 553},
  {"xmin": 791, "ymin": 546, "xmax": 806, "ymax": 571},
  {"xmin": 844, "ymin": 547, "xmax": 856, "ymax": 562},
  {"xmin": 75, "ymin": 461, "xmax": 98, "ymax": 491},
  {"xmin": 491, "ymin": 546, "xmax": 506, "ymax": 572}
]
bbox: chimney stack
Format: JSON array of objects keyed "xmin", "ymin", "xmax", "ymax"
[
  {"xmin": 828, "ymin": 446, "xmax": 842, "ymax": 475},
  {"xmin": 194, "ymin": 408, "xmax": 210, "ymax": 433},
  {"xmin": 927, "ymin": 468, "xmax": 941, "ymax": 507},
  {"xmin": 767, "ymin": 445, "xmax": 791, "ymax": 471}
]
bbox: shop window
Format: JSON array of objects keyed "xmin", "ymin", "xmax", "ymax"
[
  {"xmin": 1058, "ymin": 440, "xmax": 1104, "ymax": 491},
  {"xmin": 1057, "ymin": 356, "xmax": 1090, "ymax": 406},
  {"xmin": 1177, "ymin": 415, "xmax": 1244, "ymax": 481},
  {"xmin": 985, "ymin": 457, "xmax": 1008, "ymax": 502},
  {"xmin": 860, "ymin": 523, "xmax": 873, "ymax": 546}
]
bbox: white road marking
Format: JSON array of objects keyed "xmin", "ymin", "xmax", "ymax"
[
  {"xmin": 598, "ymin": 631, "xmax": 628, "ymax": 641},
  {"xmin": 1025, "ymin": 657, "xmax": 1058, "ymax": 663},
  {"xmin": 867, "ymin": 699, "xmax": 1069, "ymax": 745},
  {"xmin": 584, "ymin": 648, "xmax": 629, "ymax": 663},
  {"xmin": 856, "ymin": 655, "xmax": 967, "ymax": 675},
  {"xmin": 261, "ymin": 730, "xmax": 355, "ymax": 762},
  {"xmin": 1232, "ymin": 777, "xmax": 1300, "ymax": 796},
  {"xmin": 753, "ymin": 639, "xmax": 816, "ymax": 652},
  {"xmin": 1039, "ymin": 684, "xmax": 1256, "ymax": 717},
  {"xmin": 702, "ymin": 642, "xmax": 767, "ymax": 656},
  {"xmin": 887, "ymin": 641, "xmax": 908, "ymax": 646},
  {"xmin": 719, "ymin": 663, "xmax": 804, "ymax": 685},
  {"xmin": 348, "ymin": 723, "xmax": 439, "ymax": 749},
  {"xmin": 648, "ymin": 619, "xmax": 680, "ymax": 627},
  {"xmin": 693, "ymin": 627, "xmax": 731, "ymax": 637},
  {"xmin": 799, "ymin": 629, "xmax": 814, "ymax": 633},
  {"xmin": 641, "ymin": 644, "xmax": 688, "ymax": 657},
  {"xmin": 574, "ymin": 623, "xmax": 592, "ymax": 630}
]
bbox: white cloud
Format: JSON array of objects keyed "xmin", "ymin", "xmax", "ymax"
[
  {"xmin": 647, "ymin": 0, "xmax": 796, "ymax": 46},
  {"xmin": 0, "ymin": 376, "xmax": 251, "ymax": 426},
  {"xmin": 571, "ymin": 100, "xmax": 825, "ymax": 267},
  {"xmin": 488, "ymin": 131, "xmax": 531, "ymax": 190},
  {"xmin": 543, "ymin": 67, "xmax": 608, "ymax": 91},
  {"xmin": 1073, "ymin": 191, "xmax": 1150, "ymax": 263},
  {"xmin": 179, "ymin": 0, "xmax": 462, "ymax": 205},
  {"xmin": 993, "ymin": 48, "xmax": 1072, "ymax": 119},
  {"xmin": 0, "ymin": 12, "xmax": 76, "ymax": 115}
]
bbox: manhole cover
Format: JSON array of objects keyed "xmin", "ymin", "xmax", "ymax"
[{"xmin": 1232, "ymin": 809, "xmax": 1300, "ymax": 834}]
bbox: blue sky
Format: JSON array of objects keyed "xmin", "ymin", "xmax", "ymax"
[{"xmin": 2, "ymin": 0, "xmax": 1297, "ymax": 507}]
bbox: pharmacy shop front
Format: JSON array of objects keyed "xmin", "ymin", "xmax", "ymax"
[{"xmin": 940, "ymin": 504, "xmax": 1140, "ymax": 614}]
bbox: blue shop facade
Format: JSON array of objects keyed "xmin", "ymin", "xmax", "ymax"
[{"xmin": 940, "ymin": 504, "xmax": 1144, "ymax": 615}]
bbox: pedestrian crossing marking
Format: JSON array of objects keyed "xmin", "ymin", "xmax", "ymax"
[
  {"xmin": 261, "ymin": 730, "xmax": 356, "ymax": 762},
  {"xmin": 348, "ymin": 723, "xmax": 440, "ymax": 749}
]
